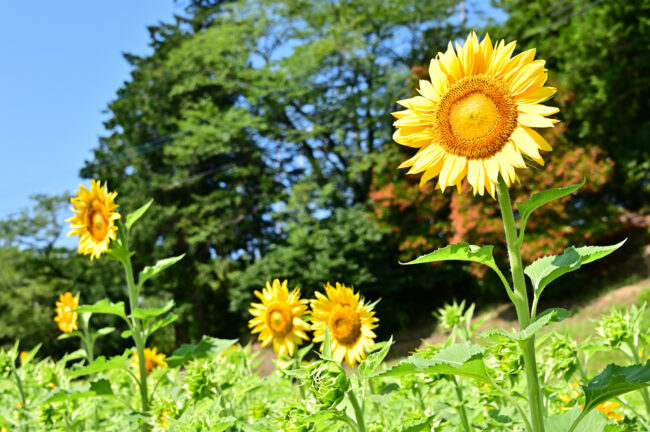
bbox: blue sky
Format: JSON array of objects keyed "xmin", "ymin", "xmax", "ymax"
[{"xmin": 0, "ymin": 1, "xmax": 183, "ymax": 219}]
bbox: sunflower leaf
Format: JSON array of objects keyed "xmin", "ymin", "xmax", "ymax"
[
  {"xmin": 401, "ymin": 243, "xmax": 499, "ymax": 272},
  {"xmin": 525, "ymin": 240, "xmax": 625, "ymax": 297},
  {"xmin": 43, "ymin": 378, "xmax": 114, "ymax": 405},
  {"xmin": 75, "ymin": 299, "xmax": 127, "ymax": 321},
  {"xmin": 131, "ymin": 300, "xmax": 175, "ymax": 321},
  {"xmin": 138, "ymin": 254, "xmax": 185, "ymax": 287},
  {"xmin": 517, "ymin": 179, "xmax": 585, "ymax": 232},
  {"xmin": 359, "ymin": 337, "xmax": 393, "ymax": 378},
  {"xmin": 125, "ymin": 199, "xmax": 153, "ymax": 231},
  {"xmin": 544, "ymin": 406, "xmax": 607, "ymax": 432},
  {"xmin": 165, "ymin": 336, "xmax": 238, "ymax": 368},
  {"xmin": 321, "ymin": 325, "xmax": 333, "ymax": 361},
  {"xmin": 478, "ymin": 308, "xmax": 570, "ymax": 341},
  {"xmin": 582, "ymin": 361, "xmax": 650, "ymax": 414},
  {"xmin": 68, "ymin": 353, "xmax": 131, "ymax": 378},
  {"xmin": 373, "ymin": 341, "xmax": 489, "ymax": 383},
  {"xmin": 400, "ymin": 416, "xmax": 435, "ymax": 432}
]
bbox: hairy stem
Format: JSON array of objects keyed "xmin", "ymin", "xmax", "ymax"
[
  {"xmin": 348, "ymin": 389, "xmax": 366, "ymax": 432},
  {"xmin": 121, "ymin": 254, "xmax": 150, "ymax": 432},
  {"xmin": 452, "ymin": 377, "xmax": 472, "ymax": 432},
  {"xmin": 497, "ymin": 178, "xmax": 545, "ymax": 432}
]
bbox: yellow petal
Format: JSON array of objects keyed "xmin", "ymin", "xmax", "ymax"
[
  {"xmin": 511, "ymin": 126, "xmax": 545, "ymax": 164},
  {"xmin": 397, "ymin": 96, "xmax": 435, "ymax": 111},
  {"xmin": 518, "ymin": 113, "xmax": 556, "ymax": 128},
  {"xmin": 516, "ymin": 86, "xmax": 556, "ymax": 104},
  {"xmin": 438, "ymin": 154, "xmax": 458, "ymax": 191},
  {"xmin": 517, "ymin": 104, "xmax": 559, "ymax": 116}
]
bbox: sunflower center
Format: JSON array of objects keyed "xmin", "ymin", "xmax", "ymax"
[
  {"xmin": 435, "ymin": 75, "xmax": 517, "ymax": 159},
  {"xmin": 328, "ymin": 304, "xmax": 361, "ymax": 346},
  {"xmin": 87, "ymin": 203, "xmax": 109, "ymax": 241},
  {"xmin": 266, "ymin": 303, "xmax": 293, "ymax": 335}
]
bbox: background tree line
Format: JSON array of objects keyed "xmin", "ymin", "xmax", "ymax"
[{"xmin": 1, "ymin": 0, "xmax": 648, "ymax": 357}]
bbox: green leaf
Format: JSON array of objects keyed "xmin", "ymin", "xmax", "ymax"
[
  {"xmin": 68, "ymin": 353, "xmax": 131, "ymax": 378},
  {"xmin": 131, "ymin": 300, "xmax": 175, "ymax": 320},
  {"xmin": 125, "ymin": 199, "xmax": 153, "ymax": 231},
  {"xmin": 525, "ymin": 240, "xmax": 625, "ymax": 297},
  {"xmin": 58, "ymin": 331, "xmax": 82, "ymax": 341},
  {"xmin": 43, "ymin": 378, "xmax": 114, "ymax": 404},
  {"xmin": 145, "ymin": 313, "xmax": 178, "ymax": 339},
  {"xmin": 322, "ymin": 325, "xmax": 333, "ymax": 361},
  {"xmin": 75, "ymin": 299, "xmax": 127, "ymax": 321},
  {"xmin": 478, "ymin": 308, "xmax": 570, "ymax": 341},
  {"xmin": 582, "ymin": 361, "xmax": 650, "ymax": 413},
  {"xmin": 575, "ymin": 241, "xmax": 627, "ymax": 265},
  {"xmin": 517, "ymin": 179, "xmax": 585, "ymax": 230},
  {"xmin": 165, "ymin": 336, "xmax": 238, "ymax": 368},
  {"xmin": 545, "ymin": 406, "xmax": 607, "ymax": 432},
  {"xmin": 94, "ymin": 327, "xmax": 115, "ymax": 337},
  {"xmin": 359, "ymin": 337, "xmax": 393, "ymax": 378},
  {"xmin": 138, "ymin": 254, "xmax": 185, "ymax": 287},
  {"xmin": 400, "ymin": 416, "xmax": 435, "ymax": 432},
  {"xmin": 373, "ymin": 341, "xmax": 490, "ymax": 383},
  {"xmin": 401, "ymin": 243, "xmax": 499, "ymax": 272}
]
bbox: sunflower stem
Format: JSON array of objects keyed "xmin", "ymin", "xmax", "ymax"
[
  {"xmin": 496, "ymin": 177, "xmax": 545, "ymax": 432},
  {"xmin": 348, "ymin": 388, "xmax": 366, "ymax": 432},
  {"xmin": 119, "ymin": 238, "xmax": 150, "ymax": 432},
  {"xmin": 452, "ymin": 377, "xmax": 472, "ymax": 432}
]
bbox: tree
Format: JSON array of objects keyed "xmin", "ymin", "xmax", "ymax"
[{"xmin": 491, "ymin": 0, "xmax": 650, "ymax": 209}]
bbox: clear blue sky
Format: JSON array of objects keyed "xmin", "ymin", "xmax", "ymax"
[{"xmin": 0, "ymin": 1, "xmax": 183, "ymax": 219}]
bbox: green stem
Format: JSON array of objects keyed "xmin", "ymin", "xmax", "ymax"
[
  {"xmin": 496, "ymin": 178, "xmax": 545, "ymax": 432},
  {"xmin": 80, "ymin": 315, "xmax": 94, "ymax": 364},
  {"xmin": 10, "ymin": 356, "xmax": 28, "ymax": 432},
  {"xmin": 121, "ymin": 254, "xmax": 150, "ymax": 432},
  {"xmin": 452, "ymin": 377, "xmax": 472, "ymax": 432},
  {"xmin": 567, "ymin": 409, "xmax": 587, "ymax": 432},
  {"xmin": 487, "ymin": 374, "xmax": 533, "ymax": 432},
  {"xmin": 630, "ymin": 342, "xmax": 650, "ymax": 417},
  {"xmin": 348, "ymin": 389, "xmax": 366, "ymax": 432}
]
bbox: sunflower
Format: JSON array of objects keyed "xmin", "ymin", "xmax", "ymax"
[
  {"xmin": 394, "ymin": 33, "xmax": 558, "ymax": 197},
  {"xmin": 66, "ymin": 180, "xmax": 120, "ymax": 260},
  {"xmin": 131, "ymin": 347, "xmax": 167, "ymax": 377},
  {"xmin": 54, "ymin": 292, "xmax": 79, "ymax": 333},
  {"xmin": 310, "ymin": 282, "xmax": 378, "ymax": 367},
  {"xmin": 248, "ymin": 279, "xmax": 310, "ymax": 357}
]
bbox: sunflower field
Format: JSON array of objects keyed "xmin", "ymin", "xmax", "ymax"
[{"xmin": 2, "ymin": 0, "xmax": 650, "ymax": 431}]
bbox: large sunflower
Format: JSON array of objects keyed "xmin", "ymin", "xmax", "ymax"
[
  {"xmin": 394, "ymin": 33, "xmax": 558, "ymax": 197},
  {"xmin": 248, "ymin": 279, "xmax": 310, "ymax": 357},
  {"xmin": 311, "ymin": 282, "xmax": 378, "ymax": 367},
  {"xmin": 66, "ymin": 180, "xmax": 120, "ymax": 259},
  {"xmin": 54, "ymin": 292, "xmax": 79, "ymax": 333}
]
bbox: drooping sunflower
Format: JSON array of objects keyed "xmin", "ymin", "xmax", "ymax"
[
  {"xmin": 131, "ymin": 347, "xmax": 167, "ymax": 377},
  {"xmin": 54, "ymin": 292, "xmax": 79, "ymax": 333},
  {"xmin": 66, "ymin": 180, "xmax": 120, "ymax": 260},
  {"xmin": 310, "ymin": 282, "xmax": 378, "ymax": 367},
  {"xmin": 394, "ymin": 33, "xmax": 558, "ymax": 197},
  {"xmin": 248, "ymin": 279, "xmax": 310, "ymax": 357}
]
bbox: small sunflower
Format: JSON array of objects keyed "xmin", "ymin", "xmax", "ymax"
[
  {"xmin": 248, "ymin": 279, "xmax": 310, "ymax": 357},
  {"xmin": 311, "ymin": 282, "xmax": 378, "ymax": 367},
  {"xmin": 66, "ymin": 180, "xmax": 120, "ymax": 260},
  {"xmin": 394, "ymin": 33, "xmax": 558, "ymax": 197},
  {"xmin": 54, "ymin": 292, "xmax": 79, "ymax": 333},
  {"xmin": 131, "ymin": 347, "xmax": 167, "ymax": 377}
]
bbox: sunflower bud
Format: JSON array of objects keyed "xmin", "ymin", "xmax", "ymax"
[
  {"xmin": 597, "ymin": 309, "xmax": 632, "ymax": 348},
  {"xmin": 307, "ymin": 360, "xmax": 349, "ymax": 409}
]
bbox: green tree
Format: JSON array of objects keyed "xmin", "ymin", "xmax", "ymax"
[{"xmin": 491, "ymin": 0, "xmax": 650, "ymax": 209}]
